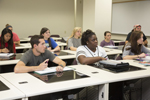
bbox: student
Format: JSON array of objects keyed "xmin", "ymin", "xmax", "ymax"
[
  {"xmin": 40, "ymin": 27, "xmax": 60, "ymax": 52},
  {"xmin": 125, "ymin": 24, "xmax": 148, "ymax": 46},
  {"xmin": 76, "ymin": 29, "xmax": 107, "ymax": 65},
  {"xmin": 14, "ymin": 35, "xmax": 65, "ymax": 73},
  {"xmin": 6, "ymin": 24, "xmax": 20, "ymax": 45},
  {"xmin": 67, "ymin": 27, "xmax": 82, "ymax": 51},
  {"xmin": 0, "ymin": 28, "xmax": 16, "ymax": 53},
  {"xmin": 100, "ymin": 31, "xmax": 115, "ymax": 47},
  {"xmin": 123, "ymin": 31, "xmax": 150, "ymax": 60}
]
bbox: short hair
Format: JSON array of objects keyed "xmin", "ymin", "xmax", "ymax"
[
  {"xmin": 30, "ymin": 35, "xmax": 44, "ymax": 49},
  {"xmin": 81, "ymin": 29, "xmax": 95, "ymax": 45},
  {"xmin": 104, "ymin": 31, "xmax": 111, "ymax": 36}
]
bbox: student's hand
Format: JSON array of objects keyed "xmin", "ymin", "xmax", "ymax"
[
  {"xmin": 2, "ymin": 48, "xmax": 9, "ymax": 53},
  {"xmin": 101, "ymin": 57, "xmax": 107, "ymax": 60},
  {"xmin": 138, "ymin": 53, "xmax": 146, "ymax": 58},
  {"xmin": 37, "ymin": 59, "xmax": 49, "ymax": 71},
  {"xmin": 56, "ymin": 66, "xmax": 63, "ymax": 72}
]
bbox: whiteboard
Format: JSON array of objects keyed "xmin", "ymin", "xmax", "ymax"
[{"xmin": 112, "ymin": 1, "xmax": 150, "ymax": 36}]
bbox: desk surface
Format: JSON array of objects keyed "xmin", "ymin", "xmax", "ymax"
[
  {"xmin": 0, "ymin": 76, "xmax": 25, "ymax": 100},
  {"xmin": 20, "ymin": 37, "xmax": 62, "ymax": 42},
  {"xmin": 16, "ymin": 42, "xmax": 67, "ymax": 50},
  {"xmin": 0, "ymin": 65, "xmax": 100, "ymax": 97},
  {"xmin": 2, "ymin": 60, "xmax": 150, "ymax": 98},
  {"xmin": 70, "ymin": 60, "xmax": 150, "ymax": 83}
]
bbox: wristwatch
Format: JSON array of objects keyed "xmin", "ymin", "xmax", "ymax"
[{"xmin": 60, "ymin": 64, "xmax": 64, "ymax": 68}]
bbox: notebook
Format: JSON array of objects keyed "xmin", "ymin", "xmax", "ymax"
[
  {"xmin": 35, "ymin": 67, "xmax": 75, "ymax": 74},
  {"xmin": 0, "ymin": 53, "xmax": 14, "ymax": 57}
]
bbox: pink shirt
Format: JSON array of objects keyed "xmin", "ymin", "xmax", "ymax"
[{"xmin": 12, "ymin": 32, "xmax": 20, "ymax": 42}]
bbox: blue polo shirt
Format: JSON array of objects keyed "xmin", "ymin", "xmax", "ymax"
[{"xmin": 45, "ymin": 38, "xmax": 58, "ymax": 49}]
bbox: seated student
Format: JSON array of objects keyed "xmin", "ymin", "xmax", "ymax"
[
  {"xmin": 0, "ymin": 28, "xmax": 16, "ymax": 53},
  {"xmin": 6, "ymin": 24, "xmax": 20, "ymax": 45},
  {"xmin": 100, "ymin": 31, "xmax": 115, "ymax": 47},
  {"xmin": 76, "ymin": 29, "xmax": 107, "ymax": 65},
  {"xmin": 123, "ymin": 31, "xmax": 150, "ymax": 60},
  {"xmin": 125, "ymin": 24, "xmax": 148, "ymax": 46},
  {"xmin": 40, "ymin": 27, "xmax": 60, "ymax": 52},
  {"xmin": 14, "ymin": 35, "xmax": 65, "ymax": 73},
  {"xmin": 67, "ymin": 27, "xmax": 82, "ymax": 51}
]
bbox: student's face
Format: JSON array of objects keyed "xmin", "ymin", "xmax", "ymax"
[
  {"xmin": 35, "ymin": 39, "xmax": 46, "ymax": 53},
  {"xmin": 42, "ymin": 30, "xmax": 50, "ymax": 39},
  {"xmin": 8, "ymin": 27, "xmax": 13, "ymax": 31},
  {"xmin": 4, "ymin": 33, "xmax": 11, "ymax": 42},
  {"xmin": 75, "ymin": 29, "xmax": 81, "ymax": 37},
  {"xmin": 87, "ymin": 35, "xmax": 98, "ymax": 48},
  {"xmin": 105, "ymin": 33, "xmax": 111, "ymax": 40},
  {"xmin": 135, "ymin": 27, "xmax": 141, "ymax": 31},
  {"xmin": 137, "ymin": 34, "xmax": 143, "ymax": 45}
]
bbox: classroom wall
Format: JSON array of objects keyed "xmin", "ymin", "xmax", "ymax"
[
  {"xmin": 0, "ymin": 0, "xmax": 83, "ymax": 38},
  {"xmin": 83, "ymin": 0, "xmax": 112, "ymax": 45}
]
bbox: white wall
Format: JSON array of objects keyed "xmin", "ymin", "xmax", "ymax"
[
  {"xmin": 0, "ymin": 0, "xmax": 83, "ymax": 38},
  {"xmin": 95, "ymin": 0, "xmax": 112, "ymax": 44},
  {"xmin": 83, "ymin": 0, "xmax": 95, "ymax": 31},
  {"xmin": 83, "ymin": 0, "xmax": 112, "ymax": 45}
]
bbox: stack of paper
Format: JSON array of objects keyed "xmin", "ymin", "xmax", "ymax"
[
  {"xmin": 35, "ymin": 67, "xmax": 75, "ymax": 74},
  {"xmin": 0, "ymin": 53, "xmax": 14, "ymax": 57}
]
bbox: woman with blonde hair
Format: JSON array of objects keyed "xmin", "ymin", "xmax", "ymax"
[{"xmin": 67, "ymin": 27, "xmax": 82, "ymax": 51}]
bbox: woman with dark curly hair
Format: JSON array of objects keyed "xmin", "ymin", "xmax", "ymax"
[{"xmin": 76, "ymin": 29, "xmax": 108, "ymax": 65}]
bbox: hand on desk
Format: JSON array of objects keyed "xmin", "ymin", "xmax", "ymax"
[
  {"xmin": 138, "ymin": 53, "xmax": 146, "ymax": 58},
  {"xmin": 1, "ymin": 48, "xmax": 9, "ymax": 53},
  {"xmin": 37, "ymin": 59, "xmax": 49, "ymax": 71},
  {"xmin": 56, "ymin": 66, "xmax": 63, "ymax": 72}
]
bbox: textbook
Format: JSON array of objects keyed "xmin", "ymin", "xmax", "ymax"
[
  {"xmin": 139, "ymin": 61, "xmax": 150, "ymax": 66},
  {"xmin": 35, "ymin": 67, "xmax": 75, "ymax": 74},
  {"xmin": 0, "ymin": 53, "xmax": 14, "ymax": 57}
]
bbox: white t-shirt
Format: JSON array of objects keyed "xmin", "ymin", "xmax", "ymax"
[{"xmin": 76, "ymin": 45, "xmax": 108, "ymax": 65}]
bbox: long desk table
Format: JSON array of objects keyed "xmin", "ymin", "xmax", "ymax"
[
  {"xmin": 16, "ymin": 42, "xmax": 67, "ymax": 50},
  {"xmin": 0, "ymin": 76, "xmax": 25, "ymax": 100},
  {"xmin": 20, "ymin": 37, "xmax": 62, "ymax": 43},
  {"xmin": 1, "ymin": 60, "xmax": 150, "ymax": 100}
]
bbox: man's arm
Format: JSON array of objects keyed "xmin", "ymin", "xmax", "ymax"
[
  {"xmin": 52, "ymin": 57, "xmax": 66, "ymax": 71},
  {"xmin": 14, "ymin": 59, "xmax": 49, "ymax": 73}
]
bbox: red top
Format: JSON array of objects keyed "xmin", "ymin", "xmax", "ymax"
[
  {"xmin": 12, "ymin": 32, "xmax": 20, "ymax": 42},
  {"xmin": 0, "ymin": 41, "xmax": 16, "ymax": 53}
]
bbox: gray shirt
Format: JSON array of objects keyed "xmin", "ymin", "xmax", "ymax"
[
  {"xmin": 67, "ymin": 37, "xmax": 81, "ymax": 49},
  {"xmin": 122, "ymin": 43, "xmax": 150, "ymax": 57},
  {"xmin": 20, "ymin": 49, "xmax": 56, "ymax": 66}
]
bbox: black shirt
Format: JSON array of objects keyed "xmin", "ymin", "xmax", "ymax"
[{"xmin": 126, "ymin": 32, "xmax": 147, "ymax": 41}]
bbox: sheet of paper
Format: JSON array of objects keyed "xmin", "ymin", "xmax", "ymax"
[{"xmin": 35, "ymin": 67, "xmax": 75, "ymax": 74}]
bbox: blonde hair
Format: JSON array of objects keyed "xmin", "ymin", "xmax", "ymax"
[{"xmin": 67, "ymin": 27, "xmax": 82, "ymax": 44}]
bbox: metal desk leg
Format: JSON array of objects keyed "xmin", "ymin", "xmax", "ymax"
[{"xmin": 99, "ymin": 83, "xmax": 109, "ymax": 100}]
